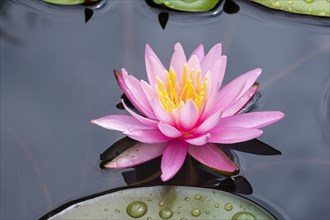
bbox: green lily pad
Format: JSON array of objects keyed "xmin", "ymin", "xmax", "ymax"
[
  {"xmin": 43, "ymin": 0, "xmax": 84, "ymax": 5},
  {"xmin": 153, "ymin": 0, "xmax": 220, "ymax": 12},
  {"xmin": 47, "ymin": 186, "xmax": 276, "ymax": 219},
  {"xmin": 252, "ymin": 0, "xmax": 330, "ymax": 17}
]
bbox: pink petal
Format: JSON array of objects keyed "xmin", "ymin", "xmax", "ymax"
[
  {"xmin": 187, "ymin": 55, "xmax": 201, "ymax": 75},
  {"xmin": 114, "ymin": 69, "xmax": 155, "ymax": 119},
  {"xmin": 145, "ymin": 44, "xmax": 165, "ymax": 70},
  {"xmin": 158, "ymin": 122, "xmax": 182, "ymax": 138},
  {"xmin": 209, "ymin": 56, "xmax": 227, "ymax": 90},
  {"xmin": 123, "ymin": 70, "xmax": 155, "ymax": 118},
  {"xmin": 177, "ymin": 100, "xmax": 200, "ymax": 132},
  {"xmin": 188, "ymin": 144, "xmax": 238, "ymax": 174},
  {"xmin": 185, "ymin": 133, "xmax": 210, "ymax": 146},
  {"xmin": 122, "ymin": 100, "xmax": 158, "ymax": 128},
  {"xmin": 190, "ymin": 43, "xmax": 205, "ymax": 62},
  {"xmin": 170, "ymin": 43, "xmax": 187, "ymax": 82},
  {"xmin": 105, "ymin": 142, "xmax": 166, "ymax": 168},
  {"xmin": 161, "ymin": 140, "xmax": 189, "ymax": 181},
  {"xmin": 222, "ymin": 83, "xmax": 258, "ymax": 117},
  {"xmin": 172, "ymin": 101, "xmax": 184, "ymax": 124},
  {"xmin": 141, "ymin": 80, "xmax": 157, "ymax": 102},
  {"xmin": 200, "ymin": 75, "xmax": 219, "ymax": 121},
  {"xmin": 209, "ymin": 127, "xmax": 263, "ymax": 144},
  {"xmin": 145, "ymin": 55, "xmax": 166, "ymax": 86},
  {"xmin": 91, "ymin": 115, "xmax": 150, "ymax": 131},
  {"xmin": 217, "ymin": 68, "xmax": 262, "ymax": 110},
  {"xmin": 194, "ymin": 109, "xmax": 223, "ymax": 134},
  {"xmin": 124, "ymin": 128, "xmax": 172, "ymax": 143},
  {"xmin": 201, "ymin": 43, "xmax": 222, "ymax": 77},
  {"xmin": 150, "ymin": 99, "xmax": 174, "ymax": 125},
  {"xmin": 219, "ymin": 111, "xmax": 285, "ymax": 129}
]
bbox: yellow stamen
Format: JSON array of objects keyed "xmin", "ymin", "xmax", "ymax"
[{"xmin": 156, "ymin": 64, "xmax": 208, "ymax": 112}]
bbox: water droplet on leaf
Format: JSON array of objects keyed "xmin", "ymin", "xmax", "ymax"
[
  {"xmin": 231, "ymin": 211, "xmax": 256, "ymax": 220},
  {"xmin": 191, "ymin": 208, "xmax": 201, "ymax": 217},
  {"xmin": 225, "ymin": 203, "xmax": 233, "ymax": 211},
  {"xmin": 159, "ymin": 208, "xmax": 173, "ymax": 219},
  {"xmin": 126, "ymin": 201, "xmax": 148, "ymax": 218},
  {"xmin": 194, "ymin": 194, "xmax": 202, "ymax": 200}
]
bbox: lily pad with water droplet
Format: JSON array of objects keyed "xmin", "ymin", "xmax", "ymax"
[
  {"xmin": 152, "ymin": 0, "xmax": 220, "ymax": 12},
  {"xmin": 45, "ymin": 186, "xmax": 278, "ymax": 219},
  {"xmin": 252, "ymin": 0, "xmax": 330, "ymax": 17}
]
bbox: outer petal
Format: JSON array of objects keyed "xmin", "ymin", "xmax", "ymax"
[
  {"xmin": 217, "ymin": 68, "xmax": 262, "ymax": 110},
  {"xmin": 105, "ymin": 142, "xmax": 166, "ymax": 168},
  {"xmin": 170, "ymin": 43, "xmax": 187, "ymax": 82},
  {"xmin": 123, "ymin": 70, "xmax": 155, "ymax": 117},
  {"xmin": 201, "ymin": 43, "xmax": 222, "ymax": 77},
  {"xmin": 158, "ymin": 122, "xmax": 182, "ymax": 138},
  {"xmin": 177, "ymin": 100, "xmax": 200, "ymax": 132},
  {"xmin": 209, "ymin": 127, "xmax": 263, "ymax": 144},
  {"xmin": 145, "ymin": 44, "xmax": 165, "ymax": 70},
  {"xmin": 114, "ymin": 69, "xmax": 156, "ymax": 119},
  {"xmin": 161, "ymin": 140, "xmax": 189, "ymax": 181},
  {"xmin": 219, "ymin": 111, "xmax": 285, "ymax": 129},
  {"xmin": 122, "ymin": 100, "xmax": 158, "ymax": 128},
  {"xmin": 145, "ymin": 44, "xmax": 166, "ymax": 85},
  {"xmin": 223, "ymin": 83, "xmax": 258, "ymax": 117},
  {"xmin": 194, "ymin": 109, "xmax": 222, "ymax": 134},
  {"xmin": 145, "ymin": 55, "xmax": 166, "ymax": 87},
  {"xmin": 188, "ymin": 144, "xmax": 238, "ymax": 174},
  {"xmin": 190, "ymin": 43, "xmax": 205, "ymax": 62},
  {"xmin": 209, "ymin": 56, "xmax": 227, "ymax": 90},
  {"xmin": 91, "ymin": 115, "xmax": 150, "ymax": 131},
  {"xmin": 185, "ymin": 134, "xmax": 210, "ymax": 146},
  {"xmin": 141, "ymin": 80, "xmax": 157, "ymax": 102},
  {"xmin": 124, "ymin": 128, "xmax": 172, "ymax": 143}
]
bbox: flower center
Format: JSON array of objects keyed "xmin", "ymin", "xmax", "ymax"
[{"xmin": 156, "ymin": 64, "xmax": 208, "ymax": 113}]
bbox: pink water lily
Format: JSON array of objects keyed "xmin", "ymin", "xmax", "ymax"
[{"xmin": 92, "ymin": 43, "xmax": 284, "ymax": 181}]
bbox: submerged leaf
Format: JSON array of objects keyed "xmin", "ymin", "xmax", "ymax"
[
  {"xmin": 46, "ymin": 186, "xmax": 277, "ymax": 219},
  {"xmin": 252, "ymin": 0, "xmax": 330, "ymax": 17}
]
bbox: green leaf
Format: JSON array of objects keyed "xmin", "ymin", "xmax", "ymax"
[
  {"xmin": 252, "ymin": 0, "xmax": 330, "ymax": 17},
  {"xmin": 48, "ymin": 186, "xmax": 276, "ymax": 219},
  {"xmin": 153, "ymin": 0, "xmax": 220, "ymax": 12},
  {"xmin": 43, "ymin": 0, "xmax": 85, "ymax": 5}
]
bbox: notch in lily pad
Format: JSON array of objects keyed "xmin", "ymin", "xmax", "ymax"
[{"xmin": 152, "ymin": 0, "xmax": 221, "ymax": 12}]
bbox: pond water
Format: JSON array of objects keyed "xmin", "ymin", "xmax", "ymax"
[{"xmin": 1, "ymin": 0, "xmax": 329, "ymax": 219}]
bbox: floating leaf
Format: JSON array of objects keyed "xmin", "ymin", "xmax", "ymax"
[
  {"xmin": 152, "ymin": 0, "xmax": 220, "ymax": 12},
  {"xmin": 252, "ymin": 0, "xmax": 330, "ymax": 17},
  {"xmin": 43, "ymin": 0, "xmax": 84, "ymax": 5},
  {"xmin": 45, "ymin": 186, "xmax": 277, "ymax": 219}
]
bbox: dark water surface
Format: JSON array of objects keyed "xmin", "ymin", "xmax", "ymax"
[{"xmin": 1, "ymin": 0, "xmax": 329, "ymax": 219}]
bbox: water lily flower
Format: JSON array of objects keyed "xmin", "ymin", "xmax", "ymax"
[{"xmin": 92, "ymin": 43, "xmax": 284, "ymax": 181}]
